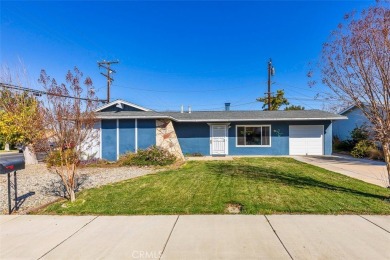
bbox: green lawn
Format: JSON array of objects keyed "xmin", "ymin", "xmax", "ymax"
[{"xmin": 41, "ymin": 158, "xmax": 390, "ymax": 215}]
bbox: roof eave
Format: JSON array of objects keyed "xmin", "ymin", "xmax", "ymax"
[{"xmin": 96, "ymin": 116, "xmax": 347, "ymax": 122}]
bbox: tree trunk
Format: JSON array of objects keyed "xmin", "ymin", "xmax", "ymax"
[
  {"xmin": 23, "ymin": 145, "xmax": 38, "ymax": 165},
  {"xmin": 382, "ymin": 142, "xmax": 390, "ymax": 188},
  {"xmin": 69, "ymin": 189, "xmax": 76, "ymax": 202}
]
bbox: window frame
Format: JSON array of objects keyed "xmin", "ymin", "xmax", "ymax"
[{"xmin": 235, "ymin": 125, "xmax": 272, "ymax": 147}]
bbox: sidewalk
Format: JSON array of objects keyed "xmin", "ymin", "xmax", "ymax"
[{"xmin": 1, "ymin": 215, "xmax": 389, "ymax": 259}]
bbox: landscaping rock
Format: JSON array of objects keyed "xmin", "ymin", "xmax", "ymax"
[{"xmin": 0, "ymin": 164, "xmax": 153, "ymax": 214}]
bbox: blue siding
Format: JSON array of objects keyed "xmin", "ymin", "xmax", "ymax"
[
  {"xmin": 324, "ymin": 121, "xmax": 332, "ymax": 155},
  {"xmin": 138, "ymin": 119, "xmax": 156, "ymax": 149},
  {"xmin": 228, "ymin": 122, "xmax": 288, "ymax": 155},
  {"xmin": 174, "ymin": 122, "xmax": 211, "ymax": 155},
  {"xmin": 119, "ymin": 119, "xmax": 135, "ymax": 155},
  {"xmin": 174, "ymin": 120, "xmax": 333, "ymax": 156},
  {"xmin": 333, "ymin": 108, "xmax": 370, "ymax": 140},
  {"xmin": 101, "ymin": 120, "xmax": 117, "ymax": 161}
]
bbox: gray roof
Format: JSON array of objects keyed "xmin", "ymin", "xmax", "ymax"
[{"xmin": 97, "ymin": 110, "xmax": 347, "ymax": 122}]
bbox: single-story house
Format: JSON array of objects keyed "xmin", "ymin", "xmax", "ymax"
[
  {"xmin": 333, "ymin": 105, "xmax": 372, "ymax": 141},
  {"xmin": 89, "ymin": 100, "xmax": 347, "ymax": 161}
]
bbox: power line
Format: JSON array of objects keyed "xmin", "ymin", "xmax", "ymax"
[
  {"xmin": 112, "ymin": 84, "xmax": 246, "ymax": 93},
  {"xmin": 0, "ymin": 83, "xmax": 106, "ymax": 103},
  {"xmin": 98, "ymin": 60, "xmax": 119, "ymax": 103}
]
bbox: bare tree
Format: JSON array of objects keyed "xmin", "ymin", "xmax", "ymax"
[
  {"xmin": 39, "ymin": 67, "xmax": 99, "ymax": 201},
  {"xmin": 320, "ymin": 3, "xmax": 390, "ymax": 186}
]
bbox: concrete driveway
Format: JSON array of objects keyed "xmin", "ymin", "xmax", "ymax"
[
  {"xmin": 1, "ymin": 215, "xmax": 389, "ymax": 260},
  {"xmin": 293, "ymin": 155, "xmax": 389, "ymax": 188}
]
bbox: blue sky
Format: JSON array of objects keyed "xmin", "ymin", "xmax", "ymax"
[{"xmin": 1, "ymin": 1, "xmax": 373, "ymax": 111}]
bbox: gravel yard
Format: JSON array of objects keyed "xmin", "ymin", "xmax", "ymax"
[{"xmin": 0, "ymin": 164, "xmax": 154, "ymax": 214}]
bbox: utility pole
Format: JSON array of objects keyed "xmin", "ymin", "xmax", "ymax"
[
  {"xmin": 98, "ymin": 60, "xmax": 119, "ymax": 103},
  {"xmin": 267, "ymin": 59, "xmax": 275, "ymax": 111}
]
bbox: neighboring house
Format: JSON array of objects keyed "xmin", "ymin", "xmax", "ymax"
[
  {"xmin": 90, "ymin": 99, "xmax": 346, "ymax": 161},
  {"xmin": 333, "ymin": 105, "xmax": 372, "ymax": 141}
]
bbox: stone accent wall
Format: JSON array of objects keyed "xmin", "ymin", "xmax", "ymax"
[{"xmin": 156, "ymin": 119, "xmax": 184, "ymax": 160}]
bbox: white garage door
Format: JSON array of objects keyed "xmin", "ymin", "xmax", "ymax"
[{"xmin": 289, "ymin": 125, "xmax": 324, "ymax": 155}]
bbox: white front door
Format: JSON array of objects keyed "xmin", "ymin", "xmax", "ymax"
[
  {"xmin": 211, "ymin": 125, "xmax": 228, "ymax": 155},
  {"xmin": 289, "ymin": 125, "xmax": 324, "ymax": 155}
]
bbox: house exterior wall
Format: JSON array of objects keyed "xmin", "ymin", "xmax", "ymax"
[
  {"xmin": 333, "ymin": 108, "xmax": 370, "ymax": 141},
  {"xmin": 101, "ymin": 119, "xmax": 156, "ymax": 161},
  {"xmin": 119, "ymin": 119, "xmax": 136, "ymax": 154},
  {"xmin": 174, "ymin": 120, "xmax": 332, "ymax": 156},
  {"xmin": 156, "ymin": 119, "xmax": 184, "ymax": 160},
  {"xmin": 138, "ymin": 119, "xmax": 156, "ymax": 149},
  {"xmin": 101, "ymin": 119, "xmax": 333, "ymax": 160},
  {"xmin": 101, "ymin": 119, "xmax": 117, "ymax": 161},
  {"xmin": 173, "ymin": 122, "xmax": 211, "ymax": 156}
]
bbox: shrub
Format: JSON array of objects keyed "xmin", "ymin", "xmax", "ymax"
[
  {"xmin": 46, "ymin": 149, "xmax": 79, "ymax": 167},
  {"xmin": 368, "ymin": 147, "xmax": 384, "ymax": 161},
  {"xmin": 185, "ymin": 152, "xmax": 203, "ymax": 157},
  {"xmin": 350, "ymin": 125, "xmax": 370, "ymax": 143},
  {"xmin": 351, "ymin": 140, "xmax": 375, "ymax": 158},
  {"xmin": 119, "ymin": 146, "xmax": 176, "ymax": 166},
  {"xmin": 333, "ymin": 136, "xmax": 355, "ymax": 152}
]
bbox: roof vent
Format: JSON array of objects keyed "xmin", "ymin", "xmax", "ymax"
[
  {"xmin": 181, "ymin": 105, "xmax": 184, "ymax": 113},
  {"xmin": 188, "ymin": 106, "xmax": 192, "ymax": 114},
  {"xmin": 225, "ymin": 102, "xmax": 231, "ymax": 111}
]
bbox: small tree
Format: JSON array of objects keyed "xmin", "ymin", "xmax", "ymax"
[
  {"xmin": 257, "ymin": 89, "xmax": 289, "ymax": 110},
  {"xmin": 39, "ymin": 67, "xmax": 99, "ymax": 202},
  {"xmin": 320, "ymin": 4, "xmax": 390, "ymax": 186},
  {"xmin": 0, "ymin": 89, "xmax": 44, "ymax": 164},
  {"xmin": 284, "ymin": 105, "xmax": 305, "ymax": 111}
]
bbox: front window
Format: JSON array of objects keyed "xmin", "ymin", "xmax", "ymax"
[{"xmin": 236, "ymin": 125, "xmax": 271, "ymax": 146}]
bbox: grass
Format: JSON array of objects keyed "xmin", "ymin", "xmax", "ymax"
[{"xmin": 40, "ymin": 157, "xmax": 390, "ymax": 215}]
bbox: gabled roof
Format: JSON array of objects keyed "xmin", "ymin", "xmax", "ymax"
[
  {"xmin": 95, "ymin": 99, "xmax": 152, "ymax": 112},
  {"xmin": 96, "ymin": 110, "xmax": 347, "ymax": 122},
  {"xmin": 338, "ymin": 105, "xmax": 357, "ymax": 115}
]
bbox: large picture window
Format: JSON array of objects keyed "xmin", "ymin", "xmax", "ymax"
[{"xmin": 236, "ymin": 125, "xmax": 271, "ymax": 147}]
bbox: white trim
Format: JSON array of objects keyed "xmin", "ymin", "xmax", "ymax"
[
  {"xmin": 209, "ymin": 124, "xmax": 229, "ymax": 155},
  {"xmin": 289, "ymin": 125, "xmax": 324, "ymax": 155},
  {"xmin": 98, "ymin": 120, "xmax": 102, "ymax": 159},
  {"xmin": 116, "ymin": 119, "xmax": 119, "ymax": 160},
  {"xmin": 135, "ymin": 119, "xmax": 138, "ymax": 153},
  {"xmin": 95, "ymin": 99, "xmax": 152, "ymax": 112},
  {"xmin": 235, "ymin": 125, "xmax": 272, "ymax": 148}
]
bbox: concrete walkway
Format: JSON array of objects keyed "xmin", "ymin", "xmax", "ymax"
[
  {"xmin": 293, "ymin": 155, "xmax": 389, "ymax": 188},
  {"xmin": 1, "ymin": 215, "xmax": 389, "ymax": 259}
]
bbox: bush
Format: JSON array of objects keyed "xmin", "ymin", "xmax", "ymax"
[
  {"xmin": 46, "ymin": 149, "xmax": 79, "ymax": 167},
  {"xmin": 350, "ymin": 125, "xmax": 370, "ymax": 143},
  {"xmin": 119, "ymin": 146, "xmax": 176, "ymax": 166},
  {"xmin": 368, "ymin": 147, "xmax": 384, "ymax": 161},
  {"xmin": 351, "ymin": 140, "xmax": 375, "ymax": 158},
  {"xmin": 333, "ymin": 136, "xmax": 355, "ymax": 152},
  {"xmin": 185, "ymin": 152, "xmax": 203, "ymax": 157}
]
